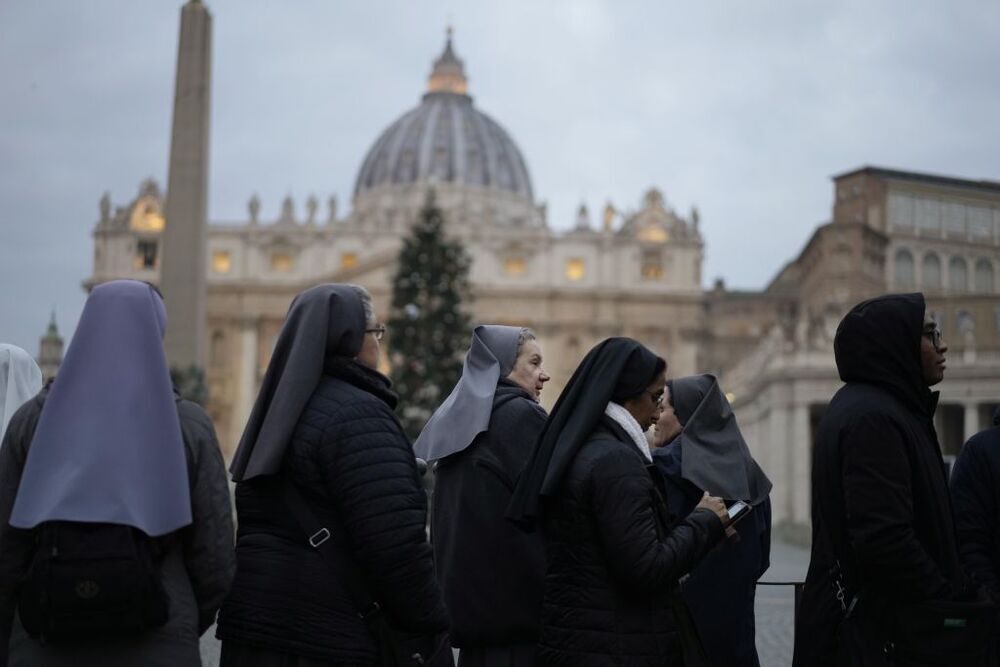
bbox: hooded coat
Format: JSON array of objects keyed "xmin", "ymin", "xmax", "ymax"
[
  {"xmin": 508, "ymin": 338, "xmax": 724, "ymax": 666},
  {"xmin": 951, "ymin": 408, "xmax": 1000, "ymax": 601},
  {"xmin": 793, "ymin": 293, "xmax": 966, "ymax": 666}
]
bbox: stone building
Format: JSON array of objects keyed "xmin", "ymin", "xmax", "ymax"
[
  {"xmin": 712, "ymin": 167, "xmax": 1000, "ymax": 538},
  {"xmin": 36, "ymin": 311, "xmax": 64, "ymax": 383}
]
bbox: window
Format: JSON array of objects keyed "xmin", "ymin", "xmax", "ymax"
[
  {"xmin": 271, "ymin": 253, "xmax": 293, "ymax": 272},
  {"xmin": 565, "ymin": 258, "xmax": 585, "ymax": 281},
  {"xmin": 503, "ymin": 257, "xmax": 527, "ymax": 277},
  {"xmin": 210, "ymin": 331, "xmax": 226, "ymax": 367},
  {"xmin": 637, "ymin": 227, "xmax": 668, "ymax": 243},
  {"xmin": 212, "ymin": 250, "xmax": 232, "ymax": 274},
  {"xmin": 894, "ymin": 249, "xmax": 914, "ymax": 286},
  {"xmin": 641, "ymin": 248, "xmax": 664, "ymax": 280},
  {"xmin": 975, "ymin": 259, "xmax": 995, "ymax": 293},
  {"xmin": 340, "ymin": 252, "xmax": 358, "ymax": 270},
  {"xmin": 922, "ymin": 253, "xmax": 941, "ymax": 289},
  {"xmin": 949, "ymin": 256, "xmax": 968, "ymax": 292},
  {"xmin": 134, "ymin": 240, "xmax": 157, "ymax": 269}
]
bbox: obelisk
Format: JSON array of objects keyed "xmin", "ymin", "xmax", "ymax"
[{"xmin": 161, "ymin": 0, "xmax": 212, "ymax": 369}]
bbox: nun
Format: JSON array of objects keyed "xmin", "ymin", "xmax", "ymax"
[
  {"xmin": 651, "ymin": 375, "xmax": 772, "ymax": 667},
  {"xmin": 507, "ymin": 337, "xmax": 729, "ymax": 667},
  {"xmin": 217, "ymin": 284, "xmax": 450, "ymax": 666},
  {"xmin": 415, "ymin": 326, "xmax": 550, "ymax": 667},
  {"xmin": 0, "ymin": 344, "xmax": 42, "ymax": 447},
  {"xmin": 0, "ymin": 280, "xmax": 235, "ymax": 666}
]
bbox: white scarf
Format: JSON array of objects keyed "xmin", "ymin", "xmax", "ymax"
[
  {"xmin": 0, "ymin": 344, "xmax": 43, "ymax": 445},
  {"xmin": 604, "ymin": 401, "xmax": 653, "ymax": 462}
]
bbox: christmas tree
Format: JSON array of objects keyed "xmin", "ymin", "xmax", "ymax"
[{"xmin": 389, "ymin": 190, "xmax": 472, "ymax": 440}]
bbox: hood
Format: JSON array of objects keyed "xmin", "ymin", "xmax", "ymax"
[{"xmin": 833, "ymin": 292, "xmax": 934, "ymax": 416}]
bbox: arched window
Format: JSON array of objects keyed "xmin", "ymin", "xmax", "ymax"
[
  {"xmin": 922, "ymin": 253, "xmax": 942, "ymax": 289},
  {"xmin": 894, "ymin": 249, "xmax": 915, "ymax": 286},
  {"xmin": 975, "ymin": 259, "xmax": 995, "ymax": 293},
  {"xmin": 949, "ymin": 256, "xmax": 968, "ymax": 292}
]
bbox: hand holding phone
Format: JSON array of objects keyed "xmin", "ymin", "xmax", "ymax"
[{"xmin": 726, "ymin": 500, "xmax": 752, "ymax": 526}]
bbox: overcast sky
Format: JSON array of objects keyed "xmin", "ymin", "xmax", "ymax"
[{"xmin": 2, "ymin": 0, "xmax": 999, "ymax": 355}]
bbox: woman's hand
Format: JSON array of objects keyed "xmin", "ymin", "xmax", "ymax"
[{"xmin": 695, "ymin": 491, "xmax": 730, "ymax": 527}]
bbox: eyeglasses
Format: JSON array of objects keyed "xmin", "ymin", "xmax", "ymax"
[
  {"xmin": 922, "ymin": 327, "xmax": 942, "ymax": 349},
  {"xmin": 647, "ymin": 390, "xmax": 664, "ymax": 407},
  {"xmin": 365, "ymin": 324, "xmax": 386, "ymax": 341}
]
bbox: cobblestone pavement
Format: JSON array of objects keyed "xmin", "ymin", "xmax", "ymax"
[
  {"xmin": 756, "ymin": 539, "xmax": 811, "ymax": 667},
  {"xmin": 200, "ymin": 539, "xmax": 812, "ymax": 667}
]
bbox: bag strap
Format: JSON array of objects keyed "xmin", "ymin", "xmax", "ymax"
[{"xmin": 276, "ymin": 478, "xmax": 384, "ymax": 623}]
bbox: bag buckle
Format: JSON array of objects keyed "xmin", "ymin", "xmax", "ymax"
[
  {"xmin": 308, "ymin": 528, "xmax": 331, "ymax": 547},
  {"xmin": 358, "ymin": 601, "xmax": 381, "ymax": 620}
]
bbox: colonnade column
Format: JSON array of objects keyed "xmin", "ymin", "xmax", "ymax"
[
  {"xmin": 232, "ymin": 315, "xmax": 259, "ymax": 453},
  {"xmin": 964, "ymin": 402, "xmax": 980, "ymax": 441},
  {"xmin": 790, "ymin": 402, "xmax": 811, "ymax": 525}
]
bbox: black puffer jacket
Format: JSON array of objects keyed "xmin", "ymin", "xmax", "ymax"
[
  {"xmin": 217, "ymin": 360, "xmax": 448, "ymax": 663},
  {"xmin": 951, "ymin": 408, "xmax": 1000, "ymax": 601},
  {"xmin": 432, "ymin": 381, "xmax": 547, "ymax": 649},
  {"xmin": 539, "ymin": 418, "xmax": 724, "ymax": 666}
]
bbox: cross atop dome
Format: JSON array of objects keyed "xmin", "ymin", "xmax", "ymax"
[{"xmin": 427, "ymin": 26, "xmax": 468, "ymax": 95}]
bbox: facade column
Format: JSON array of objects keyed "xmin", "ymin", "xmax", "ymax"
[
  {"xmin": 231, "ymin": 315, "xmax": 259, "ymax": 454},
  {"xmin": 964, "ymin": 402, "xmax": 980, "ymax": 442},
  {"xmin": 769, "ymin": 405, "xmax": 790, "ymax": 525},
  {"xmin": 790, "ymin": 402, "xmax": 811, "ymax": 525}
]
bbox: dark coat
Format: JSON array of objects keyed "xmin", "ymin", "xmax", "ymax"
[
  {"xmin": 951, "ymin": 409, "xmax": 1000, "ymax": 601},
  {"xmin": 538, "ymin": 418, "xmax": 724, "ymax": 667},
  {"xmin": 431, "ymin": 380, "xmax": 547, "ymax": 650},
  {"xmin": 0, "ymin": 387, "xmax": 236, "ymax": 667},
  {"xmin": 654, "ymin": 441, "xmax": 771, "ymax": 667},
  {"xmin": 793, "ymin": 294, "xmax": 965, "ymax": 667},
  {"xmin": 216, "ymin": 360, "xmax": 448, "ymax": 664}
]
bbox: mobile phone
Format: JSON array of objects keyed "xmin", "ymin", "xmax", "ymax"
[{"xmin": 726, "ymin": 500, "xmax": 752, "ymax": 525}]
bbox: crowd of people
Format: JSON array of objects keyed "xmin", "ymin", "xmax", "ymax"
[{"xmin": 0, "ymin": 279, "xmax": 997, "ymax": 666}]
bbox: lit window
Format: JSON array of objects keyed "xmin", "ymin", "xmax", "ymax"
[
  {"xmin": 637, "ymin": 227, "xmax": 669, "ymax": 243},
  {"xmin": 130, "ymin": 197, "xmax": 165, "ymax": 232},
  {"xmin": 504, "ymin": 257, "xmax": 526, "ymax": 276},
  {"xmin": 134, "ymin": 240, "xmax": 158, "ymax": 269},
  {"xmin": 565, "ymin": 258, "xmax": 585, "ymax": 281},
  {"xmin": 271, "ymin": 253, "xmax": 293, "ymax": 272},
  {"xmin": 641, "ymin": 249, "xmax": 663, "ymax": 280},
  {"xmin": 340, "ymin": 252, "xmax": 358, "ymax": 270},
  {"xmin": 212, "ymin": 251, "xmax": 232, "ymax": 274}
]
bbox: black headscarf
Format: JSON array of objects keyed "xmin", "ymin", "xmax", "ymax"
[
  {"xmin": 507, "ymin": 337, "xmax": 665, "ymax": 529},
  {"xmin": 833, "ymin": 292, "xmax": 934, "ymax": 417},
  {"xmin": 230, "ymin": 284, "xmax": 367, "ymax": 481},
  {"xmin": 666, "ymin": 374, "xmax": 772, "ymax": 506}
]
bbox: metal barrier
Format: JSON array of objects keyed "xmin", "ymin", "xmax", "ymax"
[{"xmin": 757, "ymin": 580, "xmax": 805, "ymax": 619}]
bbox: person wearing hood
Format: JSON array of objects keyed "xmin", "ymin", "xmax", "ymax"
[
  {"xmin": 651, "ymin": 374, "xmax": 772, "ymax": 667},
  {"xmin": 217, "ymin": 284, "xmax": 450, "ymax": 666},
  {"xmin": 0, "ymin": 345, "xmax": 42, "ymax": 447},
  {"xmin": 951, "ymin": 407, "xmax": 1000, "ymax": 603},
  {"xmin": 0, "ymin": 280, "xmax": 235, "ymax": 666},
  {"xmin": 415, "ymin": 326, "xmax": 550, "ymax": 667},
  {"xmin": 507, "ymin": 337, "xmax": 729, "ymax": 667},
  {"xmin": 793, "ymin": 293, "xmax": 991, "ymax": 666}
]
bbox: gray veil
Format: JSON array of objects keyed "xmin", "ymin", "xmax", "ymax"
[
  {"xmin": 669, "ymin": 374, "xmax": 772, "ymax": 506},
  {"xmin": 413, "ymin": 325, "xmax": 521, "ymax": 462},
  {"xmin": 9, "ymin": 280, "xmax": 192, "ymax": 537}
]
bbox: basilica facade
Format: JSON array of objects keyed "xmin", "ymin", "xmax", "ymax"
[{"xmin": 88, "ymin": 31, "xmax": 705, "ymax": 457}]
